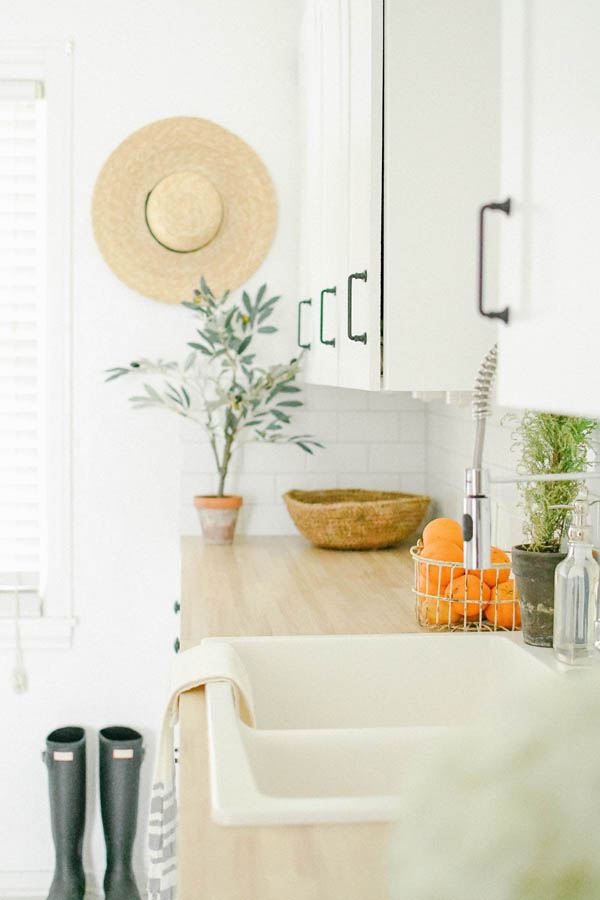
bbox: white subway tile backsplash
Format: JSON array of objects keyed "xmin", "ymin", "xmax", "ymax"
[
  {"xmin": 179, "ymin": 386, "xmax": 430, "ymax": 534},
  {"xmin": 427, "ymin": 443, "xmax": 464, "ymax": 480},
  {"xmin": 304, "ymin": 385, "xmax": 342, "ymax": 410},
  {"xmin": 305, "ymin": 442, "xmax": 369, "ymax": 474},
  {"xmin": 307, "ymin": 385, "xmax": 369, "ymax": 411},
  {"xmin": 182, "ymin": 440, "xmax": 218, "ymax": 472},
  {"xmin": 399, "ymin": 473, "xmax": 428, "ymax": 496},
  {"xmin": 241, "ymin": 441, "xmax": 308, "ymax": 474},
  {"xmin": 368, "ymin": 443, "xmax": 426, "ymax": 473},
  {"xmin": 243, "ymin": 502, "xmax": 298, "ymax": 535},
  {"xmin": 368, "ymin": 392, "xmax": 423, "ymax": 411},
  {"xmin": 179, "ymin": 416, "xmax": 208, "ymax": 441},
  {"xmin": 338, "ymin": 472, "xmax": 402, "ymax": 491},
  {"xmin": 179, "ymin": 387, "xmax": 526, "ymax": 539},
  {"xmin": 275, "ymin": 472, "xmax": 339, "ymax": 495},
  {"xmin": 181, "ymin": 471, "xmax": 218, "ymax": 500},
  {"xmin": 426, "ymin": 410, "xmax": 474, "ymax": 460},
  {"xmin": 426, "ymin": 480, "xmax": 462, "ymax": 520},
  {"xmin": 485, "ymin": 420, "xmax": 515, "ymax": 461},
  {"xmin": 290, "ymin": 410, "xmax": 338, "ymax": 442},
  {"xmin": 398, "ymin": 411, "xmax": 426, "ymax": 443},
  {"xmin": 337, "ymin": 410, "xmax": 400, "ymax": 443},
  {"xmin": 228, "ymin": 472, "xmax": 277, "ymax": 503},
  {"xmin": 333, "ymin": 389, "xmax": 372, "ymax": 410}
]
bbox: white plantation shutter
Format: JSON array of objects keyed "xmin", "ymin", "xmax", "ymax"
[{"xmin": 0, "ymin": 80, "xmax": 45, "ymax": 616}]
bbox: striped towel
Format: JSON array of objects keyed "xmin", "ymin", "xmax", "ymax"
[{"xmin": 147, "ymin": 641, "xmax": 255, "ymax": 900}]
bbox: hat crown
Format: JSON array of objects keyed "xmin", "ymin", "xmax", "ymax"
[{"xmin": 145, "ymin": 171, "xmax": 223, "ymax": 253}]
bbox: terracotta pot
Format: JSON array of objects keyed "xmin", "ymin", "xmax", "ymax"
[
  {"xmin": 194, "ymin": 495, "xmax": 243, "ymax": 544},
  {"xmin": 511, "ymin": 544, "xmax": 567, "ymax": 647}
]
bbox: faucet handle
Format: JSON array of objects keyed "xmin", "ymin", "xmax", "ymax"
[{"xmin": 463, "ymin": 467, "xmax": 492, "ymax": 569}]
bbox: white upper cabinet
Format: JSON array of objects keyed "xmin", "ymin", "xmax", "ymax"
[
  {"xmin": 298, "ymin": 0, "xmax": 503, "ymax": 391},
  {"xmin": 316, "ymin": 0, "xmax": 346, "ymax": 386},
  {"xmin": 337, "ymin": 0, "xmax": 382, "ymax": 390},
  {"xmin": 298, "ymin": 0, "xmax": 321, "ymax": 379},
  {"xmin": 497, "ymin": 0, "xmax": 600, "ymax": 416}
]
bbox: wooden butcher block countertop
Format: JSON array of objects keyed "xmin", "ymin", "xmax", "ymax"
[{"xmin": 178, "ymin": 535, "xmax": 422, "ymax": 900}]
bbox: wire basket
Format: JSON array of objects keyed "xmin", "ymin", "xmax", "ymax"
[{"xmin": 410, "ymin": 541, "xmax": 521, "ymax": 632}]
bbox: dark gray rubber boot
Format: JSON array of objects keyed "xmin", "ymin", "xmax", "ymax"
[
  {"xmin": 43, "ymin": 726, "xmax": 86, "ymax": 900},
  {"xmin": 99, "ymin": 726, "xmax": 144, "ymax": 900}
]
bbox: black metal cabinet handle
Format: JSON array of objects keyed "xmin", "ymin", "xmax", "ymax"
[
  {"xmin": 319, "ymin": 287, "xmax": 336, "ymax": 347},
  {"xmin": 297, "ymin": 299, "xmax": 311, "ymax": 349},
  {"xmin": 347, "ymin": 270, "xmax": 367, "ymax": 343},
  {"xmin": 173, "ymin": 637, "xmax": 180, "ymax": 654},
  {"xmin": 173, "ymin": 600, "xmax": 180, "ymax": 614},
  {"xmin": 478, "ymin": 198, "xmax": 511, "ymax": 324}
]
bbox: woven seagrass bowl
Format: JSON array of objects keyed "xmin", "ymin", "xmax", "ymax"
[{"xmin": 283, "ymin": 489, "xmax": 430, "ymax": 550}]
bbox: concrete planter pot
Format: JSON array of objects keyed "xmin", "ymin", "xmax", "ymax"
[
  {"xmin": 194, "ymin": 495, "xmax": 243, "ymax": 544},
  {"xmin": 511, "ymin": 544, "xmax": 567, "ymax": 647}
]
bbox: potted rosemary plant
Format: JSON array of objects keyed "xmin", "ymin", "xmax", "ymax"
[
  {"xmin": 510, "ymin": 411, "xmax": 596, "ymax": 646},
  {"xmin": 107, "ymin": 280, "xmax": 322, "ymax": 543}
]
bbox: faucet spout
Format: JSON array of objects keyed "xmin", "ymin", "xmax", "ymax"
[
  {"xmin": 463, "ymin": 345, "xmax": 498, "ymax": 569},
  {"xmin": 462, "ymin": 344, "xmax": 600, "ymax": 569},
  {"xmin": 472, "ymin": 343, "xmax": 498, "ymax": 469}
]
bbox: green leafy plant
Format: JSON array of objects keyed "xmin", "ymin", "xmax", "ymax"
[
  {"xmin": 106, "ymin": 279, "xmax": 323, "ymax": 496},
  {"xmin": 508, "ymin": 411, "xmax": 597, "ymax": 552}
]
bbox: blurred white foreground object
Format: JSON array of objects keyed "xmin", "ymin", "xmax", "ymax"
[{"xmin": 388, "ymin": 669, "xmax": 600, "ymax": 900}]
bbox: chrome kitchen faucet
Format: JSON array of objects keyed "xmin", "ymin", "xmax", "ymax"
[{"xmin": 462, "ymin": 345, "xmax": 600, "ymax": 569}]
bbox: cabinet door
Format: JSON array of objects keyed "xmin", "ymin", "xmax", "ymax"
[
  {"xmin": 337, "ymin": 0, "xmax": 383, "ymax": 390},
  {"xmin": 383, "ymin": 0, "xmax": 501, "ymax": 392},
  {"xmin": 497, "ymin": 0, "xmax": 600, "ymax": 416},
  {"xmin": 310, "ymin": 0, "xmax": 345, "ymax": 386},
  {"xmin": 298, "ymin": 0, "xmax": 320, "ymax": 378}
]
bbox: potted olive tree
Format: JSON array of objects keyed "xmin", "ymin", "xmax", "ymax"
[
  {"xmin": 107, "ymin": 280, "xmax": 322, "ymax": 543},
  {"xmin": 510, "ymin": 411, "xmax": 596, "ymax": 646}
]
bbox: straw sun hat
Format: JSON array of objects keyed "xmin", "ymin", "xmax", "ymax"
[{"xmin": 91, "ymin": 117, "xmax": 277, "ymax": 304}]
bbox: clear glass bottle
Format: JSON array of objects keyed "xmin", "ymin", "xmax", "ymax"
[{"xmin": 553, "ymin": 494, "xmax": 600, "ymax": 666}]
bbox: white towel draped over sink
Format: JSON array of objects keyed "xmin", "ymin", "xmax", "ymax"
[{"xmin": 148, "ymin": 642, "xmax": 255, "ymax": 900}]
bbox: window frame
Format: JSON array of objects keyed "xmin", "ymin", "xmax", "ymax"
[{"xmin": 0, "ymin": 41, "xmax": 73, "ymax": 649}]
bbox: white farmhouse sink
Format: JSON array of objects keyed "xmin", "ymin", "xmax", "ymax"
[{"xmin": 203, "ymin": 633, "xmax": 557, "ymax": 825}]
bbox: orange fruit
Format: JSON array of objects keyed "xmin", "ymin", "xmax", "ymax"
[
  {"xmin": 422, "ymin": 517, "xmax": 463, "ymax": 548},
  {"xmin": 485, "ymin": 580, "xmax": 521, "ymax": 628},
  {"xmin": 444, "ymin": 573, "xmax": 490, "ymax": 619},
  {"xmin": 468, "ymin": 547, "xmax": 511, "ymax": 589},
  {"xmin": 419, "ymin": 540, "xmax": 464, "ymax": 590},
  {"xmin": 418, "ymin": 595, "xmax": 461, "ymax": 626}
]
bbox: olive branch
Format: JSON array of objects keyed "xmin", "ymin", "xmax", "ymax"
[{"xmin": 107, "ymin": 279, "xmax": 323, "ymax": 495}]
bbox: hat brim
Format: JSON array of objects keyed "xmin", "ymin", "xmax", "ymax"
[{"xmin": 91, "ymin": 117, "xmax": 277, "ymax": 304}]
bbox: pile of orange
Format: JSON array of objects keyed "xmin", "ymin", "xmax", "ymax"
[{"xmin": 417, "ymin": 517, "xmax": 519, "ymax": 628}]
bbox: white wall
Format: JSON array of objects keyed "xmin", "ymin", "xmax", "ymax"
[{"xmin": 0, "ymin": 0, "xmax": 306, "ymax": 894}]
